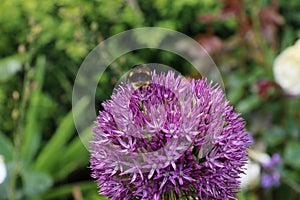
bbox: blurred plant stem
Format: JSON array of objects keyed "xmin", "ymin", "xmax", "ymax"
[
  {"xmin": 286, "ymin": 98, "xmax": 300, "ymax": 117},
  {"xmin": 281, "ymin": 171, "xmax": 300, "ymax": 194},
  {"xmin": 9, "ymin": 48, "xmax": 34, "ymax": 200},
  {"xmin": 247, "ymin": 0, "xmax": 275, "ymax": 76}
]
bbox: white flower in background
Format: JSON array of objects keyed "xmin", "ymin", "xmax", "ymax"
[
  {"xmin": 240, "ymin": 159, "xmax": 260, "ymax": 190},
  {"xmin": 0, "ymin": 155, "xmax": 7, "ymax": 184},
  {"xmin": 273, "ymin": 39, "xmax": 300, "ymax": 96},
  {"xmin": 248, "ymin": 149, "xmax": 271, "ymax": 165}
]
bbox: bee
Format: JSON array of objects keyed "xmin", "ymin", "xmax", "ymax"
[{"xmin": 127, "ymin": 64, "xmax": 152, "ymax": 90}]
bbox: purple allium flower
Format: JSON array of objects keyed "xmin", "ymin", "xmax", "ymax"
[
  {"xmin": 90, "ymin": 71, "xmax": 251, "ymax": 200},
  {"xmin": 261, "ymin": 153, "xmax": 281, "ymax": 188}
]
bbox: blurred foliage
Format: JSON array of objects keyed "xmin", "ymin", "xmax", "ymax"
[{"xmin": 0, "ymin": 0, "xmax": 300, "ymax": 199}]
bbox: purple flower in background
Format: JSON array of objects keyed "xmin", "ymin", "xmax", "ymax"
[
  {"xmin": 261, "ymin": 153, "xmax": 281, "ymax": 188},
  {"xmin": 262, "ymin": 153, "xmax": 281, "ymax": 169},
  {"xmin": 90, "ymin": 71, "xmax": 251, "ymax": 200}
]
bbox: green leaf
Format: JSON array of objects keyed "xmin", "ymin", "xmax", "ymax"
[
  {"xmin": 53, "ymin": 69, "xmax": 73, "ymax": 102},
  {"xmin": 0, "ymin": 133, "xmax": 14, "ymax": 161},
  {"xmin": 280, "ymin": 26, "xmax": 295, "ymax": 51},
  {"xmin": 284, "ymin": 141, "xmax": 300, "ymax": 169},
  {"xmin": 235, "ymin": 192, "xmax": 246, "ymax": 200},
  {"xmin": 85, "ymin": 193, "xmax": 108, "ymax": 200},
  {"xmin": 0, "ymin": 55, "xmax": 22, "ymax": 81},
  {"xmin": 54, "ymin": 126, "xmax": 92, "ymax": 181},
  {"xmin": 236, "ymin": 95, "xmax": 261, "ymax": 113},
  {"xmin": 227, "ymin": 87, "xmax": 244, "ymax": 104},
  {"xmin": 284, "ymin": 117, "xmax": 299, "ymax": 139},
  {"xmin": 21, "ymin": 56, "xmax": 46, "ymax": 164},
  {"xmin": 62, "ymin": 125, "xmax": 92, "ymax": 162},
  {"xmin": 134, "ymin": 29, "xmax": 169, "ymax": 48},
  {"xmin": 281, "ymin": 169, "xmax": 300, "ymax": 195},
  {"xmin": 43, "ymin": 181, "xmax": 105, "ymax": 200},
  {"xmin": 22, "ymin": 170, "xmax": 53, "ymax": 197},
  {"xmin": 262, "ymin": 126, "xmax": 285, "ymax": 147},
  {"xmin": 156, "ymin": 20, "xmax": 177, "ymax": 30},
  {"xmin": 34, "ymin": 97, "xmax": 89, "ymax": 173},
  {"xmin": 0, "ymin": 181, "xmax": 9, "ymax": 200},
  {"xmin": 53, "ymin": 156, "xmax": 89, "ymax": 181}
]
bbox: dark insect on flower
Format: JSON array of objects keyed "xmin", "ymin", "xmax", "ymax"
[{"xmin": 127, "ymin": 64, "xmax": 152, "ymax": 90}]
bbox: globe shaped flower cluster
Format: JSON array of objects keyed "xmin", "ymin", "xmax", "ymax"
[{"xmin": 90, "ymin": 70, "xmax": 251, "ymax": 200}]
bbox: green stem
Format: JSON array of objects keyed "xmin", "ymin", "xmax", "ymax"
[
  {"xmin": 9, "ymin": 53, "xmax": 32, "ymax": 200},
  {"xmin": 248, "ymin": 0, "xmax": 275, "ymax": 76}
]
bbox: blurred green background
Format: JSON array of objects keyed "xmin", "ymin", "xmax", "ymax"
[{"xmin": 0, "ymin": 0, "xmax": 300, "ymax": 199}]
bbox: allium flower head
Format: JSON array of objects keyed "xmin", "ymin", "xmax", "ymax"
[{"xmin": 90, "ymin": 70, "xmax": 251, "ymax": 200}]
